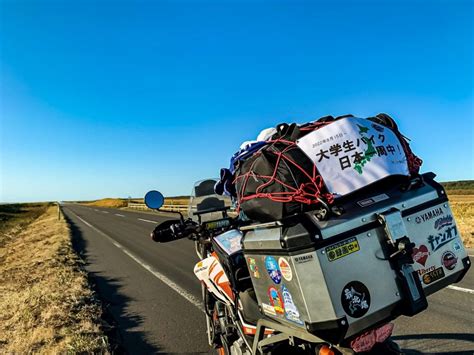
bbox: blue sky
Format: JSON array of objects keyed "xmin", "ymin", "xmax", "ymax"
[{"xmin": 1, "ymin": 0, "xmax": 472, "ymax": 202}]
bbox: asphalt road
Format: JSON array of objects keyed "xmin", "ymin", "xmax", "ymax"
[{"xmin": 61, "ymin": 204, "xmax": 474, "ymax": 354}]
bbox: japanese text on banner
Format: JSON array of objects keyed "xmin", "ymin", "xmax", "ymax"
[{"xmin": 297, "ymin": 117, "xmax": 409, "ymax": 196}]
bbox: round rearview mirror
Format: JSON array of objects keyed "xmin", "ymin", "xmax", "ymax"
[{"xmin": 144, "ymin": 190, "xmax": 164, "ymax": 210}]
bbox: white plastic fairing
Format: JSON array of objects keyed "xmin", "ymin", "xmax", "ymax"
[{"xmin": 194, "ymin": 256, "xmax": 233, "ymax": 304}]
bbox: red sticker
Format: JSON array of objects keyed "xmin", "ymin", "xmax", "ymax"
[
  {"xmin": 412, "ymin": 245, "xmax": 429, "ymax": 266},
  {"xmin": 267, "ymin": 287, "xmax": 284, "ymax": 315},
  {"xmin": 441, "ymin": 251, "xmax": 458, "ymax": 271}
]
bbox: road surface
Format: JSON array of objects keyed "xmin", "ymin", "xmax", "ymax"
[{"xmin": 61, "ymin": 204, "xmax": 474, "ymax": 354}]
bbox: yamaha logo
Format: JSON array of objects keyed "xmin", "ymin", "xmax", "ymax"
[{"xmin": 415, "ymin": 207, "xmax": 444, "ymax": 224}]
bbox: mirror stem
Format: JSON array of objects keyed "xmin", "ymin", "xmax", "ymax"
[{"xmin": 157, "ymin": 209, "xmax": 185, "ymax": 224}]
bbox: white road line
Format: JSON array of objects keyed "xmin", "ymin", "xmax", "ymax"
[
  {"xmin": 94, "ymin": 209, "xmax": 99, "ymax": 211},
  {"xmin": 78, "ymin": 216, "xmax": 93, "ymax": 228},
  {"xmin": 102, "ymin": 211, "xmax": 109, "ymax": 214},
  {"xmin": 138, "ymin": 218, "xmax": 159, "ymax": 223},
  {"xmin": 115, "ymin": 214, "xmax": 125, "ymax": 217},
  {"xmin": 70, "ymin": 211, "xmax": 203, "ymax": 311},
  {"xmin": 447, "ymin": 285, "xmax": 474, "ymax": 295}
]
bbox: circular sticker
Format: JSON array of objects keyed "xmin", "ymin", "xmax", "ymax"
[
  {"xmin": 278, "ymin": 257, "xmax": 293, "ymax": 281},
  {"xmin": 341, "ymin": 281, "xmax": 371, "ymax": 318},
  {"xmin": 422, "ymin": 273, "xmax": 432, "ymax": 284},
  {"xmin": 441, "ymin": 251, "xmax": 458, "ymax": 271},
  {"xmin": 267, "ymin": 286, "xmax": 284, "ymax": 314},
  {"xmin": 452, "ymin": 240, "xmax": 462, "ymax": 253},
  {"xmin": 265, "ymin": 256, "xmax": 282, "ymax": 284}
]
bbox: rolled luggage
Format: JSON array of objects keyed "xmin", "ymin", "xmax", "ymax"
[{"xmin": 233, "ymin": 114, "xmax": 422, "ymax": 222}]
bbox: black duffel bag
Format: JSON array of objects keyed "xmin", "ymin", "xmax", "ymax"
[
  {"xmin": 232, "ymin": 114, "xmax": 422, "ymax": 223},
  {"xmin": 234, "ymin": 122, "xmax": 332, "ymax": 222}
]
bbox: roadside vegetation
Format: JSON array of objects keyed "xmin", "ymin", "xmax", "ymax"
[
  {"xmin": 0, "ymin": 203, "xmax": 50, "ymax": 246},
  {"xmin": 130, "ymin": 196, "xmax": 190, "ymax": 205},
  {"xmin": 164, "ymin": 197, "xmax": 190, "ymax": 205},
  {"xmin": 442, "ymin": 180, "xmax": 474, "ymax": 195},
  {"xmin": 81, "ymin": 197, "xmax": 191, "ymax": 209},
  {"xmin": 448, "ymin": 195, "xmax": 474, "ymax": 248},
  {"xmin": 0, "ymin": 204, "xmax": 109, "ymax": 353},
  {"xmin": 440, "ymin": 180, "xmax": 474, "ymax": 248},
  {"xmin": 83, "ymin": 198, "xmax": 128, "ymax": 208}
]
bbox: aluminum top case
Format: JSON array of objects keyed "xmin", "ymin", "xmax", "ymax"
[{"xmin": 242, "ymin": 173, "xmax": 470, "ymax": 345}]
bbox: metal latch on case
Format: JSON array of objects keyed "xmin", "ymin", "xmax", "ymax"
[
  {"xmin": 377, "ymin": 208, "xmax": 427, "ymax": 315},
  {"xmin": 377, "ymin": 208, "xmax": 408, "ymax": 246}
]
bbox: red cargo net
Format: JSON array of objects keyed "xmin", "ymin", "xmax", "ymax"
[
  {"xmin": 233, "ymin": 119, "xmax": 422, "ymax": 213},
  {"xmin": 233, "ymin": 134, "xmax": 335, "ymax": 211}
]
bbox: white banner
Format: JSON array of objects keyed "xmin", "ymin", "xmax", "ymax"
[{"xmin": 297, "ymin": 117, "xmax": 409, "ymax": 196}]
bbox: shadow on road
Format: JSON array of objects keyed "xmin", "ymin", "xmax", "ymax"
[
  {"xmin": 65, "ymin": 212, "xmax": 161, "ymax": 354},
  {"xmin": 393, "ymin": 333, "xmax": 474, "ymax": 355}
]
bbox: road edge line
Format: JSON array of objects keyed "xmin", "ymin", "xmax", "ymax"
[
  {"xmin": 67, "ymin": 208, "xmax": 204, "ymax": 312},
  {"xmin": 447, "ymin": 285, "xmax": 474, "ymax": 295},
  {"xmin": 138, "ymin": 218, "xmax": 160, "ymax": 223}
]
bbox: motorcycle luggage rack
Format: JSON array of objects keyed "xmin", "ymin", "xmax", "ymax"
[
  {"xmin": 240, "ymin": 221, "xmax": 283, "ymax": 231},
  {"xmin": 252, "ymin": 318, "xmax": 324, "ymax": 354},
  {"xmin": 193, "ymin": 206, "xmax": 231, "ymax": 223},
  {"xmin": 194, "ymin": 205, "xmax": 231, "ymax": 216}
]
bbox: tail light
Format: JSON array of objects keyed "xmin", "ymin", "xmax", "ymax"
[
  {"xmin": 350, "ymin": 323, "xmax": 394, "ymax": 353},
  {"xmin": 350, "ymin": 331, "xmax": 376, "ymax": 353},
  {"xmin": 375, "ymin": 323, "xmax": 394, "ymax": 343},
  {"xmin": 318, "ymin": 345, "xmax": 335, "ymax": 355}
]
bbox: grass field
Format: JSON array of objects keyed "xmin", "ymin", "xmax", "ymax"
[
  {"xmin": 82, "ymin": 197, "xmax": 191, "ymax": 208},
  {"xmin": 442, "ymin": 180, "xmax": 474, "ymax": 195},
  {"xmin": 130, "ymin": 197, "xmax": 190, "ymax": 205},
  {"xmin": 83, "ymin": 198, "xmax": 128, "ymax": 208},
  {"xmin": 0, "ymin": 203, "xmax": 50, "ymax": 244},
  {"xmin": 448, "ymin": 194, "xmax": 474, "ymax": 248},
  {"xmin": 0, "ymin": 204, "xmax": 109, "ymax": 353}
]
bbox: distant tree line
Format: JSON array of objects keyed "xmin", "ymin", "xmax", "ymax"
[{"xmin": 441, "ymin": 180, "xmax": 474, "ymax": 194}]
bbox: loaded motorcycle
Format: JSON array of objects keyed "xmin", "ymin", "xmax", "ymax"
[{"xmin": 144, "ymin": 174, "xmax": 470, "ymax": 355}]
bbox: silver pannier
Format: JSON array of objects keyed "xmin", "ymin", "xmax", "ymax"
[{"xmin": 242, "ymin": 173, "xmax": 470, "ymax": 345}]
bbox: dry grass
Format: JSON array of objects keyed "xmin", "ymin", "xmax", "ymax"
[
  {"xmin": 0, "ymin": 205, "xmax": 109, "ymax": 353},
  {"xmin": 448, "ymin": 195, "xmax": 474, "ymax": 248},
  {"xmin": 84, "ymin": 198, "xmax": 128, "ymax": 208},
  {"xmin": 164, "ymin": 197, "xmax": 190, "ymax": 205},
  {"xmin": 131, "ymin": 197, "xmax": 190, "ymax": 205},
  {"xmin": 449, "ymin": 195, "xmax": 474, "ymax": 204}
]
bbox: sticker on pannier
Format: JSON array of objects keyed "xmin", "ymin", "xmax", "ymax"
[
  {"xmin": 268, "ymin": 286, "xmax": 284, "ymax": 314},
  {"xmin": 265, "ymin": 256, "xmax": 282, "ymax": 284},
  {"xmin": 297, "ymin": 117, "xmax": 409, "ymax": 196},
  {"xmin": 341, "ymin": 281, "xmax": 371, "ymax": 318},
  {"xmin": 325, "ymin": 237, "xmax": 360, "ymax": 262},
  {"xmin": 281, "ymin": 285, "xmax": 303, "ymax": 325}
]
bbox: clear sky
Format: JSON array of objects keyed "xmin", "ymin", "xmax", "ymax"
[{"xmin": 0, "ymin": 0, "xmax": 473, "ymax": 202}]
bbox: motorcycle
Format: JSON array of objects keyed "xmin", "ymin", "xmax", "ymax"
[{"xmin": 143, "ymin": 179, "xmax": 403, "ymax": 355}]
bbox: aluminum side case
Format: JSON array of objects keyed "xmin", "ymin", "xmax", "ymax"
[{"xmin": 242, "ymin": 174, "xmax": 471, "ymax": 344}]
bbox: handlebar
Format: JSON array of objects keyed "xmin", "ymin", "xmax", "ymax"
[
  {"xmin": 150, "ymin": 215, "xmax": 240, "ymax": 244},
  {"xmin": 151, "ymin": 219, "xmax": 198, "ymax": 243}
]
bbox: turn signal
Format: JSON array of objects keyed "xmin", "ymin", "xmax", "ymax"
[{"xmin": 319, "ymin": 345, "xmax": 335, "ymax": 355}]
